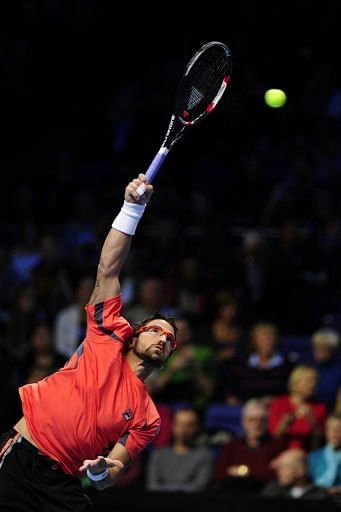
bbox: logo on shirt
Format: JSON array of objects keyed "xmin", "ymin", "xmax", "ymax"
[{"xmin": 122, "ymin": 409, "xmax": 133, "ymax": 421}]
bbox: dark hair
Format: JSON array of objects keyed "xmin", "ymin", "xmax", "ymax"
[{"xmin": 133, "ymin": 311, "xmax": 178, "ymax": 338}]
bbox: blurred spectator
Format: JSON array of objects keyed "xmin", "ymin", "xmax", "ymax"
[
  {"xmin": 9, "ymin": 222, "xmax": 41, "ymax": 285},
  {"xmin": 213, "ymin": 398, "xmax": 286, "ymax": 494},
  {"xmin": 31, "ymin": 235, "xmax": 73, "ymax": 321},
  {"xmin": 221, "ymin": 321, "xmax": 293, "ymax": 405},
  {"xmin": 146, "ymin": 316, "xmax": 214, "ymax": 410},
  {"xmin": 308, "ymin": 412, "xmax": 341, "ymax": 494},
  {"xmin": 261, "ymin": 220, "xmax": 314, "ymax": 334},
  {"xmin": 326, "ymin": 88, "xmax": 341, "ymax": 119},
  {"xmin": 53, "ymin": 275, "xmax": 95, "ymax": 358},
  {"xmin": 308, "ymin": 327, "xmax": 341, "ymax": 412},
  {"xmin": 227, "ymin": 230, "xmax": 270, "ymax": 325},
  {"xmin": 19, "ymin": 322, "xmax": 67, "ymax": 384},
  {"xmin": 146, "ymin": 407, "xmax": 213, "ymax": 493},
  {"xmin": 207, "ymin": 291, "xmax": 244, "ymax": 401},
  {"xmin": 210, "ymin": 291, "xmax": 243, "ymax": 361},
  {"xmin": 124, "ymin": 277, "xmax": 167, "ymax": 325},
  {"xmin": 177, "ymin": 257, "xmax": 206, "ymax": 318},
  {"xmin": 5, "ymin": 283, "xmax": 45, "ymax": 361},
  {"xmin": 262, "ymin": 447, "xmax": 333, "ymax": 503},
  {"xmin": 261, "ymin": 151, "xmax": 319, "ymax": 228},
  {"xmin": 268, "ymin": 364, "xmax": 327, "ymax": 451}
]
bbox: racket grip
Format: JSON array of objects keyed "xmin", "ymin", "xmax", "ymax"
[{"xmin": 137, "ymin": 148, "xmax": 169, "ymax": 196}]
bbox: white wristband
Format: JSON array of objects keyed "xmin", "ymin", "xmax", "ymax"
[
  {"xmin": 112, "ymin": 200, "xmax": 146, "ymax": 236},
  {"xmin": 86, "ymin": 468, "xmax": 109, "ymax": 481}
]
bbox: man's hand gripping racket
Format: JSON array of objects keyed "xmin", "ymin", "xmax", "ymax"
[{"xmin": 136, "ymin": 40, "xmax": 232, "ymax": 196}]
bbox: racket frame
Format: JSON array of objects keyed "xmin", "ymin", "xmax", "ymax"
[{"xmin": 136, "ymin": 41, "xmax": 232, "ymax": 196}]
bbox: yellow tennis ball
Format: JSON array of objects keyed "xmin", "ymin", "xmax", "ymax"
[{"xmin": 264, "ymin": 89, "xmax": 287, "ymax": 108}]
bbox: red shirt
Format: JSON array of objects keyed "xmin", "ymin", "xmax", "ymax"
[
  {"xmin": 267, "ymin": 394, "xmax": 327, "ymax": 450},
  {"xmin": 19, "ymin": 295, "xmax": 161, "ymax": 475}
]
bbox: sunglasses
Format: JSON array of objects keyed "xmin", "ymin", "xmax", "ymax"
[{"xmin": 135, "ymin": 325, "xmax": 177, "ymax": 350}]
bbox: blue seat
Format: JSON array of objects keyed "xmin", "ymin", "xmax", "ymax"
[
  {"xmin": 204, "ymin": 404, "xmax": 243, "ymax": 436},
  {"xmin": 167, "ymin": 401, "xmax": 193, "ymax": 412},
  {"xmin": 281, "ymin": 336, "xmax": 312, "ymax": 363}
]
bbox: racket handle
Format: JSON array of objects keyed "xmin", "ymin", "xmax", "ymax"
[{"xmin": 136, "ymin": 148, "xmax": 169, "ymax": 196}]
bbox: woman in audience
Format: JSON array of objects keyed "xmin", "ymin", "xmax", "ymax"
[
  {"xmin": 307, "ymin": 412, "xmax": 341, "ymax": 495},
  {"xmin": 268, "ymin": 364, "xmax": 327, "ymax": 451},
  {"xmin": 221, "ymin": 321, "xmax": 293, "ymax": 405}
]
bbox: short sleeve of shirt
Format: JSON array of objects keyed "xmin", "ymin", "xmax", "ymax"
[{"xmin": 85, "ymin": 295, "xmax": 134, "ymax": 343}]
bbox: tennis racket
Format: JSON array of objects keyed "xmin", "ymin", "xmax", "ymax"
[{"xmin": 136, "ymin": 40, "xmax": 233, "ymax": 196}]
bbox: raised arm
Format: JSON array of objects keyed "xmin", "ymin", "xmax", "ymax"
[{"xmin": 88, "ymin": 173, "xmax": 153, "ymax": 306}]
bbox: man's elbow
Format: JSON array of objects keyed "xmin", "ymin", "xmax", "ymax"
[{"xmin": 97, "ymin": 260, "xmax": 114, "ymax": 279}]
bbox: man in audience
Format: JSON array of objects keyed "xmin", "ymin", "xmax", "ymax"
[
  {"xmin": 309, "ymin": 327, "xmax": 341, "ymax": 412},
  {"xmin": 213, "ymin": 398, "xmax": 286, "ymax": 493},
  {"xmin": 146, "ymin": 407, "xmax": 213, "ymax": 492},
  {"xmin": 262, "ymin": 447, "xmax": 333, "ymax": 503}
]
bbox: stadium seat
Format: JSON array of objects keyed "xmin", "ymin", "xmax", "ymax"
[
  {"xmin": 204, "ymin": 404, "xmax": 243, "ymax": 436},
  {"xmin": 281, "ymin": 336, "xmax": 312, "ymax": 363}
]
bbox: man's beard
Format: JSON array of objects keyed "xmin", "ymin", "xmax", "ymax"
[{"xmin": 133, "ymin": 344, "xmax": 165, "ymax": 369}]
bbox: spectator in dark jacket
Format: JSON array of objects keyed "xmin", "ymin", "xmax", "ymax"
[{"xmin": 213, "ymin": 398, "xmax": 286, "ymax": 494}]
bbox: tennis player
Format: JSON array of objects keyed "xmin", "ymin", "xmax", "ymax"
[{"xmin": 0, "ymin": 173, "xmax": 177, "ymax": 511}]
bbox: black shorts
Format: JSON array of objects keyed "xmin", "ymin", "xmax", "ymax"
[{"xmin": 0, "ymin": 429, "xmax": 92, "ymax": 512}]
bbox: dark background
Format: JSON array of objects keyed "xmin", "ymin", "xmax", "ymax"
[
  {"xmin": 0, "ymin": 1, "xmax": 341, "ymax": 343},
  {"xmin": 0, "ymin": 0, "xmax": 340, "ymax": 194}
]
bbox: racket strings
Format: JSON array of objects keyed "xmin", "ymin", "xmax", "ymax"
[
  {"xmin": 176, "ymin": 44, "xmax": 231, "ymax": 122},
  {"xmin": 187, "ymin": 86, "xmax": 204, "ymax": 110}
]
